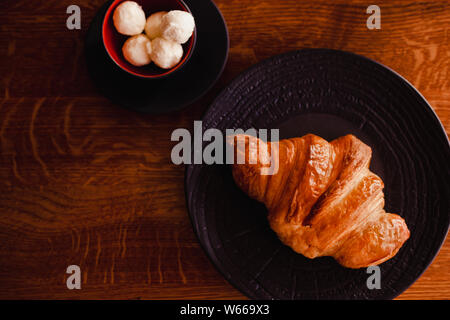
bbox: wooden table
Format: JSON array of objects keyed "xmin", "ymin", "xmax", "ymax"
[{"xmin": 0, "ymin": 0, "xmax": 448, "ymax": 300}]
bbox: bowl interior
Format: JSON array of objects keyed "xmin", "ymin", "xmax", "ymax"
[{"xmin": 102, "ymin": 0, "xmax": 196, "ymax": 78}]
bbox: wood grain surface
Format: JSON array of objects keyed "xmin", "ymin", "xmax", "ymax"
[{"xmin": 0, "ymin": 0, "xmax": 448, "ymax": 299}]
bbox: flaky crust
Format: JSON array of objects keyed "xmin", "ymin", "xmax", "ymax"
[{"xmin": 229, "ymin": 134, "xmax": 410, "ymax": 269}]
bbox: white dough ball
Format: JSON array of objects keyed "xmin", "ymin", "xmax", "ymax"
[
  {"xmin": 150, "ymin": 37, "xmax": 183, "ymax": 69},
  {"xmin": 122, "ymin": 34, "xmax": 152, "ymax": 66},
  {"xmin": 160, "ymin": 10, "xmax": 195, "ymax": 44},
  {"xmin": 144, "ymin": 11, "xmax": 167, "ymax": 39},
  {"xmin": 113, "ymin": 1, "xmax": 146, "ymax": 36}
]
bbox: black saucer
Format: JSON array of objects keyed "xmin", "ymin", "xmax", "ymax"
[{"xmin": 85, "ymin": 0, "xmax": 229, "ymax": 113}]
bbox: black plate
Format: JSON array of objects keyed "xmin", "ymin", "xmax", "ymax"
[
  {"xmin": 185, "ymin": 49, "xmax": 450, "ymax": 300},
  {"xmin": 85, "ymin": 0, "xmax": 229, "ymax": 113}
]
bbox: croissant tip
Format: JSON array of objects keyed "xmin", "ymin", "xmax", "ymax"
[{"xmin": 225, "ymin": 134, "xmax": 236, "ymax": 146}]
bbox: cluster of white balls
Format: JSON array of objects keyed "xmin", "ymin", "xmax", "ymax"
[{"xmin": 113, "ymin": 1, "xmax": 195, "ymax": 69}]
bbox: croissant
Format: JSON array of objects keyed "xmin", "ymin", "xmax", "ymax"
[{"xmin": 228, "ymin": 133, "xmax": 410, "ymax": 269}]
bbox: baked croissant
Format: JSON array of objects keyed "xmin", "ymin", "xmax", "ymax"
[{"xmin": 228, "ymin": 133, "xmax": 410, "ymax": 269}]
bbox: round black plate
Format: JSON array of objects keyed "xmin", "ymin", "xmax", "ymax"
[
  {"xmin": 185, "ymin": 49, "xmax": 450, "ymax": 300},
  {"xmin": 85, "ymin": 0, "xmax": 229, "ymax": 113}
]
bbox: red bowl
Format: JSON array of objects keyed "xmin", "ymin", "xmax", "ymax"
[{"xmin": 102, "ymin": 0, "xmax": 196, "ymax": 79}]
